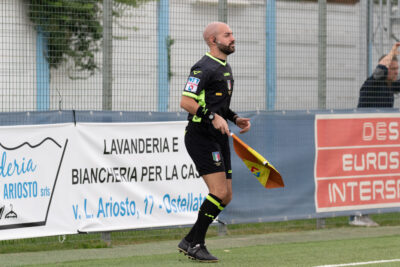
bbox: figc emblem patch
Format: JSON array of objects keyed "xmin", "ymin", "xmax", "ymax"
[{"xmin": 212, "ymin": 151, "xmax": 222, "ymax": 166}]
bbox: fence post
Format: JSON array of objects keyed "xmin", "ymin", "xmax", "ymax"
[
  {"xmin": 157, "ymin": 0, "xmax": 169, "ymax": 112},
  {"xmin": 318, "ymin": 0, "xmax": 327, "ymax": 110},
  {"xmin": 101, "ymin": 231, "xmax": 112, "ymax": 246},
  {"xmin": 266, "ymin": 0, "xmax": 277, "ymax": 110},
  {"xmin": 36, "ymin": 28, "xmax": 50, "ymax": 111},
  {"xmin": 217, "ymin": 219, "xmax": 227, "ymax": 236},
  {"xmin": 367, "ymin": 0, "xmax": 373, "ymax": 76},
  {"xmin": 218, "ymin": 0, "xmax": 227, "ymax": 23},
  {"xmin": 102, "ymin": 0, "xmax": 113, "ymax": 111},
  {"xmin": 379, "ymin": 0, "xmax": 383, "ymax": 56},
  {"xmin": 316, "ymin": 218, "xmax": 326, "ymax": 229}
]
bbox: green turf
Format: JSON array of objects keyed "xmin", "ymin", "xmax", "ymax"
[
  {"xmin": 3, "ymin": 225, "xmax": 400, "ymax": 266},
  {"xmin": 23, "ymin": 235, "xmax": 400, "ymax": 267},
  {"xmin": 3, "ymin": 212, "xmax": 400, "ymax": 254}
]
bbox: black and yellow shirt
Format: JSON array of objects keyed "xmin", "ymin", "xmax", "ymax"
[{"xmin": 182, "ymin": 52, "xmax": 236, "ymax": 123}]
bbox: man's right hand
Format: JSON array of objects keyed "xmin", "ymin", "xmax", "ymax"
[
  {"xmin": 212, "ymin": 114, "xmax": 230, "ymax": 135},
  {"xmin": 379, "ymin": 42, "xmax": 400, "ymax": 67},
  {"xmin": 390, "ymin": 42, "xmax": 400, "ymax": 57}
]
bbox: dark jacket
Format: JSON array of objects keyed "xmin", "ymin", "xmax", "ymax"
[{"xmin": 357, "ymin": 64, "xmax": 400, "ymax": 108}]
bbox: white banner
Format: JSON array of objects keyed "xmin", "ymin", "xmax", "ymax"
[{"xmin": 0, "ymin": 121, "xmax": 207, "ymax": 240}]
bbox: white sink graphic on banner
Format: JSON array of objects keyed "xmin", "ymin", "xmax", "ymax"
[{"xmin": 0, "ymin": 129, "xmax": 68, "ymax": 230}]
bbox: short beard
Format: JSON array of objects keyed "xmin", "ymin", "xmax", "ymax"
[{"xmin": 217, "ymin": 42, "xmax": 235, "ymax": 55}]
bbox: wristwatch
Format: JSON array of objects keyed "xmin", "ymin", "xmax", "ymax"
[{"xmin": 209, "ymin": 112, "xmax": 215, "ymax": 121}]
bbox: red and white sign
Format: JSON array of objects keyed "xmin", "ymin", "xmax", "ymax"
[{"xmin": 315, "ymin": 113, "xmax": 400, "ymax": 212}]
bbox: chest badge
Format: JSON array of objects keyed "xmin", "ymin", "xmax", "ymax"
[{"xmin": 227, "ymin": 80, "xmax": 232, "ymax": 95}]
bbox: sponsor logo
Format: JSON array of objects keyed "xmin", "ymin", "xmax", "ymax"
[
  {"xmin": 224, "ymin": 72, "xmax": 230, "ymax": 76},
  {"xmin": 0, "ymin": 137, "xmax": 68, "ymax": 230},
  {"xmin": 193, "ymin": 70, "xmax": 202, "ymax": 75},
  {"xmin": 184, "ymin": 77, "xmax": 200, "ymax": 93},
  {"xmin": 315, "ymin": 114, "xmax": 400, "ymax": 212},
  {"xmin": 0, "ymin": 204, "xmax": 17, "ymax": 220},
  {"xmin": 250, "ymin": 166, "xmax": 260, "ymax": 177}
]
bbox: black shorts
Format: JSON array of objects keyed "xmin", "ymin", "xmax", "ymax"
[{"xmin": 184, "ymin": 122, "xmax": 232, "ymax": 179}]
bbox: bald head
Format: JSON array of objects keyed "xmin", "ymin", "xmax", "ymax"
[
  {"xmin": 203, "ymin": 22, "xmax": 228, "ymax": 46},
  {"xmin": 203, "ymin": 22, "xmax": 235, "ymax": 58}
]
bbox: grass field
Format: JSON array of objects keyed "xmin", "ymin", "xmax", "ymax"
[{"xmin": 2, "ymin": 225, "xmax": 400, "ymax": 266}]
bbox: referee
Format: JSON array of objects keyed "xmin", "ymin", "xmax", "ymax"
[{"xmin": 178, "ymin": 22, "xmax": 251, "ymax": 262}]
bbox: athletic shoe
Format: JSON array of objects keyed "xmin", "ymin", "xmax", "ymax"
[
  {"xmin": 178, "ymin": 238, "xmax": 190, "ymax": 255},
  {"xmin": 187, "ymin": 243, "xmax": 219, "ymax": 262}
]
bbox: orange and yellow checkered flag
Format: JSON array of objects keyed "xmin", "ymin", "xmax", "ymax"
[{"xmin": 231, "ymin": 133, "xmax": 284, "ymax": 189}]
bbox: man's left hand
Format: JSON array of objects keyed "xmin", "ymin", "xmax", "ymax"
[{"xmin": 236, "ymin": 118, "xmax": 251, "ymax": 134}]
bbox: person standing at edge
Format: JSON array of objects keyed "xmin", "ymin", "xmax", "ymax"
[
  {"xmin": 177, "ymin": 22, "xmax": 251, "ymax": 262},
  {"xmin": 358, "ymin": 42, "xmax": 400, "ymax": 108},
  {"xmin": 351, "ymin": 44, "xmax": 400, "ymax": 227}
]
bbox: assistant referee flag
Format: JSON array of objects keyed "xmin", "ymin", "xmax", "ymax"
[{"xmin": 231, "ymin": 133, "xmax": 284, "ymax": 189}]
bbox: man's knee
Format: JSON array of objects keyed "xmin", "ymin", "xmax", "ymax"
[
  {"xmin": 211, "ymin": 188, "xmax": 228, "ymax": 200},
  {"xmin": 222, "ymin": 192, "xmax": 232, "ymax": 205},
  {"xmin": 216, "ymin": 189, "xmax": 232, "ymax": 205}
]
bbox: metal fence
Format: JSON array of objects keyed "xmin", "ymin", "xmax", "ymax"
[{"xmin": 0, "ymin": 0, "xmax": 399, "ymax": 113}]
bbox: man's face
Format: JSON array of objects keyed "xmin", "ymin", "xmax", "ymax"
[
  {"xmin": 215, "ymin": 25, "xmax": 235, "ymax": 55},
  {"xmin": 388, "ymin": 60, "xmax": 399, "ymax": 82}
]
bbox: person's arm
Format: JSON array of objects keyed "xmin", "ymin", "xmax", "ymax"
[
  {"xmin": 378, "ymin": 42, "xmax": 400, "ymax": 68},
  {"xmin": 226, "ymin": 109, "xmax": 251, "ymax": 134},
  {"xmin": 180, "ymin": 95, "xmax": 230, "ymax": 135},
  {"xmin": 371, "ymin": 42, "xmax": 400, "ymax": 80},
  {"xmin": 180, "ymin": 95, "xmax": 199, "ymax": 116}
]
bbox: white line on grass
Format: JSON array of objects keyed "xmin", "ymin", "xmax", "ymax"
[{"xmin": 314, "ymin": 259, "xmax": 400, "ymax": 267}]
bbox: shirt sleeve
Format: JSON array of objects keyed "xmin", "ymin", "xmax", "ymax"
[
  {"xmin": 372, "ymin": 64, "xmax": 388, "ymax": 80},
  {"xmin": 226, "ymin": 108, "xmax": 237, "ymax": 123},
  {"xmin": 182, "ymin": 67, "xmax": 207, "ymax": 99}
]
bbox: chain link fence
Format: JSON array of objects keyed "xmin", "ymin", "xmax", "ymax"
[{"xmin": 2, "ymin": 0, "xmax": 398, "ymax": 113}]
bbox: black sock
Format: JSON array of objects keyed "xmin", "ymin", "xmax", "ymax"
[
  {"xmin": 185, "ymin": 196, "xmax": 228, "ymax": 243},
  {"xmin": 188, "ymin": 193, "xmax": 224, "ymax": 246},
  {"xmin": 184, "ymin": 222, "xmax": 197, "ymax": 243}
]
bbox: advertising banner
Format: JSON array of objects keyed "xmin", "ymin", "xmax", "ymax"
[
  {"xmin": 0, "ymin": 121, "xmax": 207, "ymax": 240},
  {"xmin": 0, "ymin": 123, "xmax": 73, "ymax": 239},
  {"xmin": 315, "ymin": 113, "xmax": 400, "ymax": 212},
  {"xmin": 4, "ymin": 111, "xmax": 400, "ymax": 240},
  {"xmin": 71, "ymin": 122, "xmax": 206, "ymax": 233}
]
